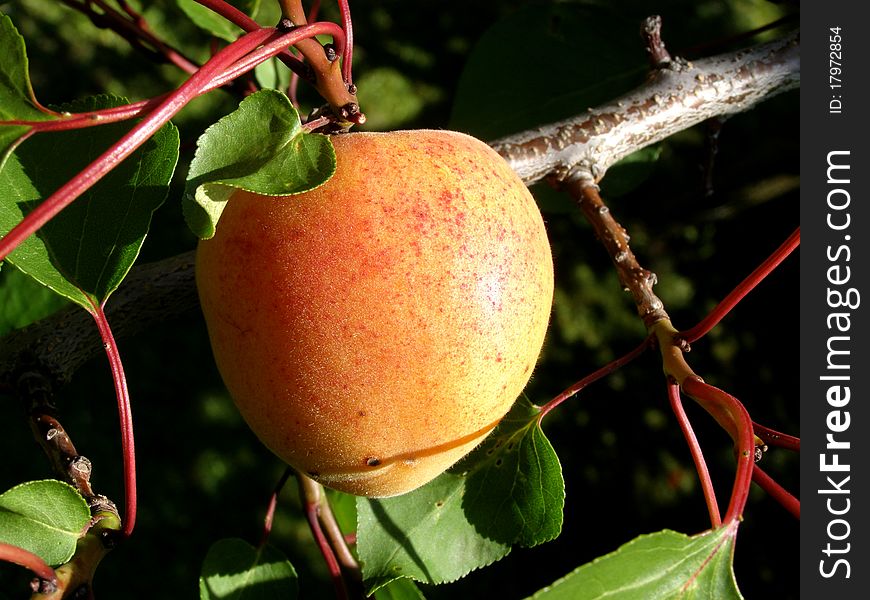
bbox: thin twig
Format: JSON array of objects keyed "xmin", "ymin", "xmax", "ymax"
[
  {"xmin": 641, "ymin": 15, "xmax": 672, "ymax": 67},
  {"xmin": 61, "ymin": 0, "xmax": 199, "ymax": 74},
  {"xmin": 566, "ymin": 179, "xmax": 668, "ymax": 327}
]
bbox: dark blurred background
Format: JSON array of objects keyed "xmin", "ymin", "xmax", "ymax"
[{"xmin": 0, "ymin": 1, "xmax": 798, "ymax": 598}]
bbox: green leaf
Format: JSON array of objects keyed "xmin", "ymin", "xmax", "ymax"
[
  {"xmin": 357, "ymin": 398, "xmax": 564, "ymax": 592},
  {"xmin": 527, "ymin": 527, "xmax": 743, "ymax": 600},
  {"xmin": 325, "ymin": 488, "xmax": 358, "ymax": 537},
  {"xmin": 0, "ymin": 266, "xmax": 70, "ymax": 336},
  {"xmin": 199, "ymin": 538, "xmax": 298, "ymax": 600},
  {"xmin": 183, "ymin": 89, "xmax": 336, "ymax": 239},
  {"xmin": 254, "ymin": 58, "xmax": 292, "ymax": 92},
  {"xmin": 458, "ymin": 397, "xmax": 565, "ymax": 547},
  {"xmin": 0, "ymin": 480, "xmax": 90, "ymax": 567},
  {"xmin": 176, "ymin": 0, "xmax": 260, "ymax": 42},
  {"xmin": 0, "ymin": 95, "xmax": 180, "ymax": 310},
  {"xmin": 449, "ymin": 4, "xmax": 659, "ymax": 196},
  {"xmin": 373, "ymin": 577, "xmax": 427, "ymax": 600},
  {"xmin": 0, "ymin": 13, "xmax": 48, "ymax": 122},
  {"xmin": 0, "ymin": 12, "xmax": 55, "ymax": 169},
  {"xmin": 357, "ymin": 475, "xmax": 511, "ymax": 593}
]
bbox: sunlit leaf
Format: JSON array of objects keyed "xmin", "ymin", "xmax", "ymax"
[
  {"xmin": 183, "ymin": 89, "xmax": 336, "ymax": 239},
  {"xmin": 0, "ymin": 480, "xmax": 90, "ymax": 567},
  {"xmin": 0, "ymin": 12, "xmax": 54, "ymax": 169},
  {"xmin": 176, "ymin": 0, "xmax": 259, "ymax": 42},
  {"xmin": 357, "ymin": 473, "xmax": 511, "ymax": 593},
  {"xmin": 527, "ymin": 526, "xmax": 743, "ymax": 599},
  {"xmin": 460, "ymin": 398, "xmax": 564, "ymax": 547},
  {"xmin": 0, "ymin": 95, "xmax": 179, "ymax": 310},
  {"xmin": 199, "ymin": 538, "xmax": 298, "ymax": 600},
  {"xmin": 357, "ymin": 398, "xmax": 563, "ymax": 593}
]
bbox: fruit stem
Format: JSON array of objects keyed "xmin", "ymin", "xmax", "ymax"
[
  {"xmin": 277, "ymin": 0, "xmax": 362, "ymax": 123},
  {"xmin": 297, "ymin": 473, "xmax": 350, "ymax": 600}
]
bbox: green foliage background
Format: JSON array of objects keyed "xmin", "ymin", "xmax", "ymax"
[{"xmin": 0, "ymin": 0, "xmax": 797, "ymax": 598}]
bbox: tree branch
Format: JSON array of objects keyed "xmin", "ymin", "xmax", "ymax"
[
  {"xmin": 0, "ymin": 252, "xmax": 197, "ymax": 389},
  {"xmin": 492, "ymin": 29, "xmax": 799, "ymax": 185}
]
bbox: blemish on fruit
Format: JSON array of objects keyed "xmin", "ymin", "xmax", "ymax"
[{"xmin": 366, "ymin": 457, "xmax": 381, "ymax": 467}]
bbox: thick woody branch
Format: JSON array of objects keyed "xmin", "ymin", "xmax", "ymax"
[
  {"xmin": 0, "ymin": 252, "xmax": 197, "ymax": 389},
  {"xmin": 492, "ymin": 29, "xmax": 799, "ymax": 185}
]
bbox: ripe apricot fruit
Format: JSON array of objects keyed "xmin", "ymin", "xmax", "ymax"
[{"xmin": 196, "ymin": 130, "xmax": 553, "ymax": 497}]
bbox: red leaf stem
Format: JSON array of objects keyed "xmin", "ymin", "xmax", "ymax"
[
  {"xmin": 538, "ymin": 338, "xmax": 651, "ymax": 421},
  {"xmin": 0, "ymin": 542, "xmax": 57, "ymax": 591},
  {"xmin": 752, "ymin": 464, "xmax": 800, "ymax": 520},
  {"xmin": 681, "ymin": 376, "xmax": 755, "ymax": 524},
  {"xmin": 89, "ymin": 301, "xmax": 137, "ymax": 538},
  {"xmin": 753, "ymin": 421, "xmax": 800, "ymax": 452},
  {"xmin": 336, "ymin": 0, "xmax": 354, "ymax": 85},
  {"xmin": 0, "ymin": 22, "xmax": 343, "ymax": 263},
  {"xmin": 0, "ymin": 27, "xmax": 270, "ymax": 262},
  {"xmin": 193, "ymin": 0, "xmax": 344, "ymax": 70},
  {"xmin": 680, "ymin": 227, "xmax": 799, "ymax": 343},
  {"xmin": 192, "ymin": 0, "xmax": 265, "ymax": 33},
  {"xmin": 667, "ymin": 382, "xmax": 721, "ymax": 528},
  {"xmin": 89, "ymin": 0, "xmax": 199, "ymax": 74},
  {"xmin": 1, "ymin": 20, "xmax": 344, "ymax": 137}
]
